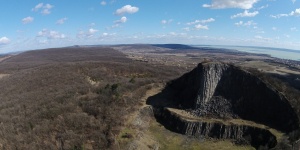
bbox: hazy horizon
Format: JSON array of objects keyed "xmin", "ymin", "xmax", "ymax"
[{"xmin": 194, "ymin": 45, "xmax": 300, "ymax": 61}]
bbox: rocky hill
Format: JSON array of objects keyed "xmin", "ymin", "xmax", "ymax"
[{"xmin": 148, "ymin": 61, "xmax": 300, "ymax": 149}]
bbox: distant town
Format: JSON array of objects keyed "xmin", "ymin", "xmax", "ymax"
[{"xmin": 272, "ymin": 58, "xmax": 300, "ymax": 70}]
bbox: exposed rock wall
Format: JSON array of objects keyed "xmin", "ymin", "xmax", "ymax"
[
  {"xmin": 216, "ymin": 66, "xmax": 299, "ymax": 132},
  {"xmin": 153, "ymin": 108, "xmax": 277, "ymax": 149},
  {"xmin": 168, "ymin": 62, "xmax": 299, "ymax": 133},
  {"xmin": 195, "ymin": 63, "xmax": 227, "ymax": 107}
]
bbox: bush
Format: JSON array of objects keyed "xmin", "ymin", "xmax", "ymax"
[
  {"xmin": 129, "ymin": 77, "xmax": 136, "ymax": 83},
  {"xmin": 111, "ymin": 83, "xmax": 119, "ymax": 92}
]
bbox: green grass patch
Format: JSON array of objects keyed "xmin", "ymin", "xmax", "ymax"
[
  {"xmin": 117, "ymin": 127, "xmax": 135, "ymax": 146},
  {"xmin": 148, "ymin": 121, "xmax": 255, "ymax": 150}
]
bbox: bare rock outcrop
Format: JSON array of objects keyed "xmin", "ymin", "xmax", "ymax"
[
  {"xmin": 148, "ymin": 62, "xmax": 300, "ymax": 149},
  {"xmin": 153, "ymin": 108, "xmax": 277, "ymax": 149},
  {"xmin": 168, "ymin": 62, "xmax": 299, "ymax": 133}
]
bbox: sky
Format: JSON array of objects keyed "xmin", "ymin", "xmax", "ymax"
[{"xmin": 0, "ymin": 0, "xmax": 300, "ymax": 53}]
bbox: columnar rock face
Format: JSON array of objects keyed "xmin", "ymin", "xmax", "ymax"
[
  {"xmin": 195, "ymin": 63, "xmax": 228, "ymax": 107},
  {"xmin": 148, "ymin": 62, "xmax": 300, "ymax": 149},
  {"xmin": 153, "ymin": 108, "xmax": 277, "ymax": 149},
  {"xmin": 168, "ymin": 62, "xmax": 299, "ymax": 133}
]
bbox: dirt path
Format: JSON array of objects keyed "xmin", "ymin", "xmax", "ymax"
[
  {"xmin": 0, "ymin": 74, "xmax": 9, "ymax": 79},
  {"xmin": 117, "ymin": 83, "xmax": 163, "ymax": 150},
  {"xmin": 0, "ymin": 56, "xmax": 12, "ymax": 80},
  {"xmin": 0, "ymin": 55, "xmax": 12, "ymax": 63}
]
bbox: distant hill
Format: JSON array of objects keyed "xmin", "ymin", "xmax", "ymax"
[{"xmin": 151, "ymin": 44, "xmax": 199, "ymax": 50}]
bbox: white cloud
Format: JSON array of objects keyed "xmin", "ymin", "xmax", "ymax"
[
  {"xmin": 77, "ymin": 28, "xmax": 99, "ymax": 38},
  {"xmin": 256, "ymin": 4, "xmax": 268, "ymax": 10},
  {"xmin": 161, "ymin": 19, "xmax": 173, "ymax": 24},
  {"xmin": 120, "ymin": 16, "xmax": 127, "ymax": 23},
  {"xmin": 0, "ymin": 37, "xmax": 10, "ymax": 45},
  {"xmin": 37, "ymin": 29, "xmax": 66, "ymax": 39},
  {"xmin": 187, "ymin": 18, "xmax": 215, "ymax": 25},
  {"xmin": 244, "ymin": 21, "xmax": 257, "ymax": 26},
  {"xmin": 255, "ymin": 35, "xmax": 271, "ymax": 41},
  {"xmin": 182, "ymin": 27, "xmax": 190, "ymax": 31},
  {"xmin": 235, "ymin": 20, "xmax": 257, "ymax": 27},
  {"xmin": 184, "ymin": 18, "xmax": 214, "ymax": 30},
  {"xmin": 291, "ymin": 27, "xmax": 298, "ymax": 31},
  {"xmin": 169, "ymin": 32, "xmax": 176, "ymax": 36},
  {"xmin": 49, "ymin": 31, "xmax": 65, "ymax": 39},
  {"xmin": 272, "ymin": 27, "xmax": 277, "ymax": 31},
  {"xmin": 291, "ymin": 8, "xmax": 300, "ymax": 16},
  {"xmin": 271, "ymin": 8, "xmax": 300, "ymax": 18},
  {"xmin": 235, "ymin": 21, "xmax": 243, "ymax": 26},
  {"xmin": 32, "ymin": 3, "xmax": 43, "ymax": 11},
  {"xmin": 110, "ymin": 16, "xmax": 128, "ymax": 29},
  {"xmin": 101, "ymin": 1, "xmax": 107, "ymax": 5},
  {"xmin": 203, "ymin": 4, "xmax": 212, "ymax": 8},
  {"xmin": 22, "ymin": 16, "xmax": 34, "ymax": 24},
  {"xmin": 99, "ymin": 32, "xmax": 117, "ymax": 41},
  {"xmin": 38, "ymin": 40, "xmax": 48, "ymax": 44},
  {"xmin": 88, "ymin": 28, "xmax": 99, "ymax": 34},
  {"xmin": 77, "ymin": 31, "xmax": 86, "ymax": 38},
  {"xmin": 270, "ymin": 14, "xmax": 289, "ymax": 18},
  {"xmin": 203, "ymin": 0, "xmax": 259, "ymax": 9},
  {"xmin": 231, "ymin": 10, "xmax": 259, "ymax": 19},
  {"xmin": 161, "ymin": 20, "xmax": 167, "ymax": 24},
  {"xmin": 56, "ymin": 18, "xmax": 67, "ymax": 25},
  {"xmin": 44, "ymin": 4, "xmax": 54, "ymax": 9},
  {"xmin": 111, "ymin": 24, "xmax": 120, "ymax": 28},
  {"xmin": 37, "ymin": 30, "xmax": 46, "ymax": 36},
  {"xmin": 32, "ymin": 3, "xmax": 54, "ymax": 15},
  {"xmin": 201, "ymin": 18, "xmax": 216, "ymax": 23},
  {"xmin": 89, "ymin": 23, "xmax": 96, "ymax": 27},
  {"xmin": 285, "ymin": 34, "xmax": 291, "ymax": 38},
  {"xmin": 165, "ymin": 32, "xmax": 187, "ymax": 37},
  {"xmin": 292, "ymin": 0, "xmax": 296, "ymax": 4},
  {"xmin": 41, "ymin": 9, "xmax": 51, "ymax": 15},
  {"xmin": 195, "ymin": 24, "xmax": 209, "ymax": 30},
  {"xmin": 255, "ymin": 29, "xmax": 265, "ymax": 34},
  {"xmin": 115, "ymin": 5, "xmax": 139, "ymax": 15},
  {"xmin": 114, "ymin": 16, "xmax": 127, "ymax": 23}
]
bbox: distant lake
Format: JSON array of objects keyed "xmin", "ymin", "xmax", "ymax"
[{"xmin": 194, "ymin": 45, "xmax": 300, "ymax": 61}]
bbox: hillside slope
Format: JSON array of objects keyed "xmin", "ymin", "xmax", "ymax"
[{"xmin": 0, "ymin": 47, "xmax": 181, "ymax": 149}]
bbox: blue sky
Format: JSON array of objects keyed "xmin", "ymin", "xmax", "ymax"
[{"xmin": 0, "ymin": 0, "xmax": 299, "ymax": 53}]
